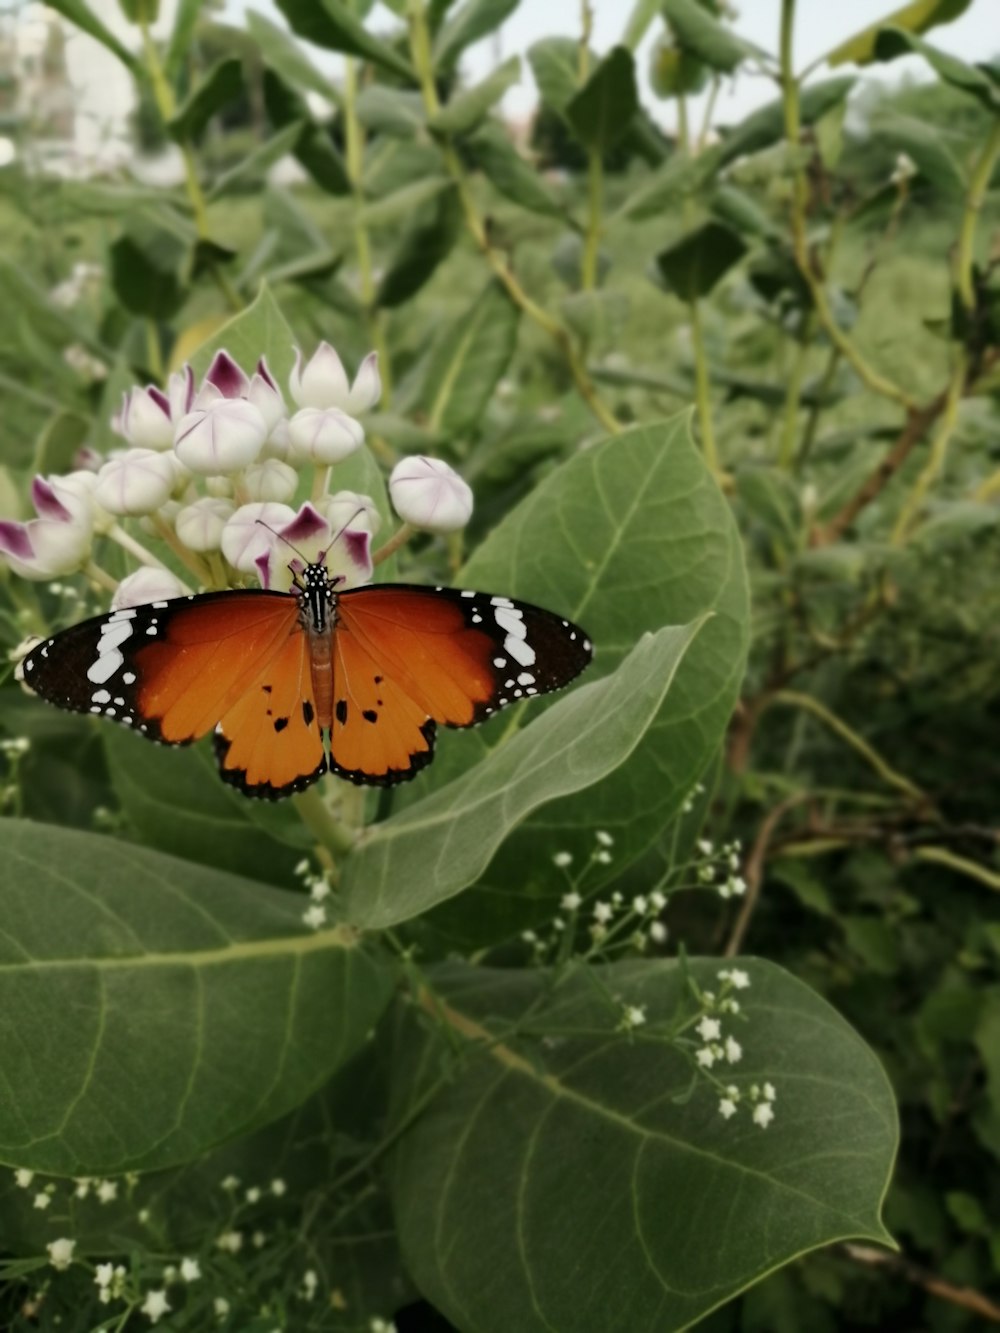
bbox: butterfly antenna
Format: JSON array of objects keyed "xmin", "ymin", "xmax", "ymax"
[
  {"xmin": 317, "ymin": 506, "xmax": 367, "ymax": 564},
  {"xmin": 254, "ymin": 518, "xmax": 310, "ymax": 565}
]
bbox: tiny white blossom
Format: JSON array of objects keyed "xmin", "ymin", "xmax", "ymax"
[
  {"xmin": 162, "ymin": 1265, "xmax": 178, "ymax": 1285},
  {"xmin": 593, "ymin": 900, "xmax": 613, "ymax": 925},
  {"xmin": 695, "ymin": 1016, "xmax": 721, "ymax": 1042},
  {"xmin": 288, "ymin": 406, "xmax": 364, "ymax": 466},
  {"xmin": 649, "ymin": 921, "xmax": 668, "ymax": 944},
  {"xmin": 243, "ymin": 459, "xmax": 298, "ymax": 504},
  {"xmin": 302, "ymin": 903, "xmax": 327, "ymax": 930},
  {"xmin": 215, "ymin": 1229, "xmax": 243, "ymax": 1254},
  {"xmin": 724, "ymin": 1036, "xmax": 743, "ymax": 1064},
  {"xmin": 140, "ymin": 1289, "xmax": 171, "ymax": 1324},
  {"xmin": 245, "ymin": 1186, "xmax": 262, "ymax": 1204},
  {"xmin": 96, "ymin": 1179, "xmax": 118, "ymax": 1204},
  {"xmin": 13, "ymin": 1168, "xmax": 33, "ymax": 1189},
  {"xmin": 632, "ymin": 895, "xmax": 648, "ymax": 914},
  {"xmin": 215, "ymin": 1298, "xmax": 231, "ymax": 1320},
  {"xmin": 252, "ymin": 1229, "xmax": 267, "ymax": 1248},
  {"xmin": 175, "ymin": 497, "xmax": 233, "ymax": 552},
  {"xmin": 727, "ymin": 876, "xmax": 747, "ymax": 897},
  {"xmin": 552, "ymin": 851, "xmax": 573, "ymax": 868},
  {"xmin": 290, "ymin": 343, "xmax": 380, "ymax": 414},
  {"xmin": 95, "ymin": 449, "xmax": 176, "ymax": 517},
  {"xmin": 552, "ymin": 916, "xmax": 565, "ymax": 931},
  {"xmin": 763, "ymin": 1082, "xmax": 777, "ymax": 1101},
  {"xmin": 590, "ymin": 923, "xmax": 607, "ymax": 943},
  {"xmin": 561, "ymin": 890, "xmax": 582, "ymax": 911},
  {"xmin": 594, "ymin": 849, "xmax": 612, "ymax": 865},
  {"xmin": 95, "ymin": 1262, "xmax": 115, "ymax": 1289},
  {"xmin": 623, "ymin": 1005, "xmax": 647, "ymax": 1029},
  {"xmin": 753, "ymin": 1102, "xmax": 775, "ymax": 1128},
  {"xmin": 46, "ymin": 1238, "xmax": 75, "ymax": 1270},
  {"xmin": 33, "ymin": 1192, "xmax": 51, "ymax": 1210},
  {"xmin": 650, "ymin": 890, "xmax": 667, "ymax": 911},
  {"xmin": 719, "ymin": 968, "xmax": 750, "ymax": 989},
  {"xmin": 221, "ymin": 1174, "xmax": 239, "ymax": 1191},
  {"xmin": 180, "ymin": 1257, "xmax": 201, "ymax": 1283},
  {"xmin": 310, "ymin": 879, "xmax": 331, "ymax": 903},
  {"xmin": 697, "ymin": 838, "xmax": 713, "ymax": 856},
  {"xmin": 294, "ymin": 858, "xmax": 310, "ymax": 876},
  {"xmin": 175, "ymin": 399, "xmax": 268, "ymax": 474},
  {"xmin": 695, "ymin": 1046, "xmax": 716, "ymax": 1068},
  {"xmin": 595, "ymin": 830, "xmax": 614, "ymax": 847},
  {"xmin": 73, "ymin": 1177, "xmax": 93, "ymax": 1198},
  {"xmin": 718, "ymin": 1098, "xmax": 738, "ymax": 1119},
  {"xmin": 302, "ymin": 1268, "xmax": 319, "ymax": 1300},
  {"xmin": 520, "ymin": 929, "xmax": 537, "ymax": 943}
]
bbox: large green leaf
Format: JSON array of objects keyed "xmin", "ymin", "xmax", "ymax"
[
  {"xmin": 391, "ymin": 958, "xmax": 898, "ymax": 1333},
  {"xmin": 825, "ymin": 0, "xmax": 975, "ymax": 67},
  {"xmin": 355, "ymin": 85, "xmax": 427, "ymax": 138},
  {"xmin": 189, "ymin": 283, "xmax": 297, "ymax": 387},
  {"xmin": 165, "ymin": 0, "xmax": 203, "ymax": 82},
  {"xmin": 653, "ymin": 220, "xmax": 748, "ymax": 300},
  {"xmin": 870, "ymin": 111, "xmax": 967, "ymax": 192},
  {"xmin": 343, "ymin": 620, "xmax": 706, "ymax": 929},
  {"xmin": 662, "ymin": 0, "xmax": 765, "ymax": 72},
  {"xmin": 247, "ymin": 10, "xmax": 340, "ymax": 105},
  {"xmin": 566, "ymin": 46, "xmax": 639, "ymax": 152},
  {"xmin": 430, "ymin": 55, "xmax": 521, "ymax": 136},
  {"xmin": 432, "ymin": 0, "xmax": 519, "ymax": 70},
  {"xmin": 528, "ymin": 36, "xmax": 580, "ymax": 115},
  {"xmin": 412, "ymin": 280, "xmax": 520, "ymax": 435},
  {"xmin": 468, "ymin": 122, "xmax": 566, "ymax": 218},
  {"xmin": 406, "ymin": 415, "xmax": 749, "ymax": 946},
  {"xmin": 262, "ymin": 69, "xmax": 351, "ymax": 196},
  {"xmin": 272, "ymin": 0, "xmax": 415, "ymax": 81},
  {"xmin": 167, "ymin": 57, "xmax": 244, "ymax": 142},
  {"xmin": 43, "ymin": 0, "xmax": 139, "ymax": 73},
  {"xmin": 871, "ymin": 27, "xmax": 1000, "ymax": 110},
  {"xmin": 0, "ymin": 821, "xmax": 393, "ymax": 1175},
  {"xmin": 376, "ymin": 189, "xmax": 462, "ymax": 308}
]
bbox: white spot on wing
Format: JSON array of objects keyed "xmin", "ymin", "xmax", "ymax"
[
  {"xmin": 506, "ymin": 636, "xmax": 536, "ymax": 667},
  {"xmin": 91, "ymin": 689, "xmax": 111, "ymax": 704},
  {"xmin": 122, "ymin": 672, "xmax": 136, "ymax": 685},
  {"xmin": 461, "ymin": 590, "xmax": 475, "ymax": 597},
  {"xmin": 517, "ymin": 672, "xmax": 535, "ymax": 685}
]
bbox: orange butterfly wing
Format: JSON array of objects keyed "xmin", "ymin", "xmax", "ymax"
[{"xmin": 329, "ymin": 585, "xmax": 591, "ymax": 785}]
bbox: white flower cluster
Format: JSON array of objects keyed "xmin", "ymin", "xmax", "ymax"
[
  {"xmin": 693, "ymin": 837, "xmax": 746, "ymax": 899},
  {"xmin": 685, "ymin": 968, "xmax": 779, "ymax": 1129},
  {"xmin": 0, "ymin": 342, "xmax": 474, "ymax": 598},
  {"xmin": 295, "ymin": 857, "xmax": 334, "ymax": 929}
]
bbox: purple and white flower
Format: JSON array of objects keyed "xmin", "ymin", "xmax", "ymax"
[
  {"xmin": 253, "ymin": 501, "xmax": 373, "ymax": 593},
  {"xmin": 0, "ymin": 474, "xmax": 96, "ymax": 580},
  {"xmin": 290, "ymin": 344, "xmax": 381, "ymax": 414}
]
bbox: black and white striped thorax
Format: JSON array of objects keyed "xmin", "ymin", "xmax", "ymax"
[{"xmin": 296, "ymin": 562, "xmax": 339, "ymax": 635}]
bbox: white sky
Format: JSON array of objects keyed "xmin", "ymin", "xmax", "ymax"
[{"xmin": 225, "ymin": 0, "xmax": 1000, "ymax": 130}]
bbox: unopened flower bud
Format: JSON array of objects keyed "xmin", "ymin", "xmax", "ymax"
[
  {"xmin": 175, "ymin": 497, "xmax": 234, "ymax": 552},
  {"xmin": 243, "ymin": 459, "xmax": 297, "ymax": 504},
  {"xmin": 287, "ymin": 407, "xmax": 363, "ymax": 466},
  {"xmin": 120, "ymin": 386, "xmax": 175, "ymax": 451},
  {"xmin": 112, "ymin": 566, "xmax": 189, "ymax": 610},
  {"xmin": 389, "ymin": 455, "xmax": 473, "ymax": 533},
  {"xmin": 175, "ymin": 400, "xmax": 268, "ymax": 474},
  {"xmin": 95, "ymin": 449, "xmax": 176, "ymax": 517},
  {"xmin": 321, "ymin": 489, "xmax": 382, "ymax": 536}
]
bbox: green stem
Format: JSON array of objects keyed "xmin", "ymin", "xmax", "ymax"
[
  {"xmin": 294, "ymin": 784, "xmax": 356, "ymax": 859},
  {"xmin": 796, "ymin": 344, "xmax": 840, "ymax": 472},
  {"xmin": 955, "ymin": 118, "xmax": 1000, "ymax": 313},
  {"xmin": 891, "ymin": 351, "xmax": 966, "ymax": 544},
  {"xmin": 581, "ymin": 147, "xmax": 603, "ymax": 291},
  {"xmin": 407, "ymin": 0, "xmax": 620, "ymax": 437},
  {"xmin": 778, "ymin": 315, "xmax": 812, "ymax": 470},
  {"xmin": 688, "ymin": 299, "xmax": 719, "ymax": 478}
]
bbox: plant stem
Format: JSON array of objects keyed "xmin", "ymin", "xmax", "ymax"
[
  {"xmin": 688, "ymin": 299, "xmax": 719, "ymax": 478},
  {"xmin": 372, "ymin": 522, "xmax": 415, "ymax": 567},
  {"xmin": 107, "ymin": 522, "xmax": 171, "ymax": 572},
  {"xmin": 779, "ymin": 0, "xmax": 913, "ymax": 412},
  {"xmin": 294, "ymin": 784, "xmax": 356, "ymax": 858},
  {"xmin": 891, "ymin": 352, "xmax": 965, "ymax": 544},
  {"xmin": 407, "ymin": 0, "xmax": 620, "ymax": 437},
  {"xmin": 955, "ymin": 118, "xmax": 1000, "ymax": 314},
  {"xmin": 581, "ymin": 147, "xmax": 603, "ymax": 291},
  {"xmin": 344, "ymin": 56, "xmax": 393, "ymax": 405}
]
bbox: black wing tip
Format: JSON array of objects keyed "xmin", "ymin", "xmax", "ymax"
[
  {"xmin": 328, "ymin": 719, "xmax": 437, "ymax": 788},
  {"xmin": 214, "ymin": 731, "xmax": 328, "ymax": 801}
]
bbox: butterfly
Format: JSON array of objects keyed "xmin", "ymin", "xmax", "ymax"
[{"xmin": 21, "ymin": 563, "xmax": 592, "ymax": 798}]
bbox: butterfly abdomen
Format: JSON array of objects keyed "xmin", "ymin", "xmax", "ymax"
[{"xmin": 307, "ymin": 621, "xmax": 335, "ymax": 731}]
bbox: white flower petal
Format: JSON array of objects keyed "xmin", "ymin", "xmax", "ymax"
[
  {"xmin": 112, "ymin": 567, "xmax": 190, "ymax": 610},
  {"xmin": 175, "ymin": 400, "xmax": 268, "ymax": 474},
  {"xmin": 345, "ymin": 351, "xmax": 382, "ymax": 414},
  {"xmin": 290, "ymin": 342, "xmax": 351, "ymax": 409},
  {"xmin": 287, "ymin": 406, "xmax": 364, "ymax": 465}
]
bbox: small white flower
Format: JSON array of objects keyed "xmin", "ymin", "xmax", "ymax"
[
  {"xmin": 242, "ymin": 459, "xmax": 298, "ymax": 504},
  {"xmin": 594, "ymin": 849, "xmax": 612, "ymax": 865},
  {"xmin": 96, "ymin": 1178, "xmax": 118, "ymax": 1204},
  {"xmin": 590, "ymin": 923, "xmax": 607, "ymax": 943},
  {"xmin": 553, "ymin": 851, "xmax": 573, "ymax": 868},
  {"xmin": 175, "ymin": 497, "xmax": 234, "ymax": 552},
  {"xmin": 220, "ymin": 1174, "xmax": 240, "ymax": 1191},
  {"xmin": 290, "ymin": 344, "xmax": 381, "ymax": 414},
  {"xmin": 649, "ymin": 921, "xmax": 668, "ymax": 944},
  {"xmin": 623, "ymin": 1005, "xmax": 646, "ymax": 1028},
  {"xmin": 595, "ymin": 830, "xmax": 614, "ymax": 847},
  {"xmin": 521, "ymin": 929, "xmax": 537, "ymax": 943},
  {"xmin": 287, "ymin": 406, "xmax": 364, "ymax": 466},
  {"xmin": 73, "ymin": 1177, "xmax": 93, "ymax": 1199},
  {"xmin": 214, "ymin": 1298, "xmax": 231, "ymax": 1319},
  {"xmin": 252, "ymin": 1229, "xmax": 266, "ymax": 1248},
  {"xmin": 13, "ymin": 1168, "xmax": 33, "ymax": 1189},
  {"xmin": 697, "ymin": 838, "xmax": 713, "ymax": 856},
  {"xmin": 724, "ymin": 1036, "xmax": 743, "ymax": 1064},
  {"xmin": 215, "ymin": 1229, "xmax": 243, "ymax": 1254},
  {"xmin": 719, "ymin": 967, "xmax": 750, "ymax": 989},
  {"xmin": 96, "ymin": 449, "xmax": 177, "ymax": 517},
  {"xmin": 560, "ymin": 891, "xmax": 582, "ymax": 911},
  {"xmin": 729, "ymin": 876, "xmax": 747, "ymax": 897},
  {"xmin": 650, "ymin": 890, "xmax": 667, "ymax": 911},
  {"xmin": 593, "ymin": 900, "xmax": 613, "ymax": 925},
  {"xmin": 140, "ymin": 1288, "xmax": 171, "ymax": 1324},
  {"xmin": 695, "ymin": 1016, "xmax": 721, "ymax": 1042},
  {"xmin": 245, "ymin": 1186, "xmax": 261, "ymax": 1203},
  {"xmin": 111, "ymin": 566, "xmax": 190, "ymax": 611},
  {"xmin": 180, "ymin": 1257, "xmax": 201, "ymax": 1282},
  {"xmin": 47, "ymin": 1238, "xmax": 76, "ymax": 1270},
  {"xmin": 162, "ymin": 1265, "xmax": 178, "ymax": 1284},
  {"xmin": 763, "ymin": 1082, "xmax": 776, "ymax": 1101},
  {"xmin": 753, "ymin": 1102, "xmax": 775, "ymax": 1128},
  {"xmin": 718, "ymin": 1098, "xmax": 738, "ymax": 1119},
  {"xmin": 695, "ymin": 1046, "xmax": 716, "ymax": 1069},
  {"xmin": 699, "ymin": 864, "xmax": 716, "ymax": 884},
  {"xmin": 389, "ymin": 455, "xmax": 473, "ymax": 534},
  {"xmin": 302, "ymin": 1268, "xmax": 319, "ymax": 1300},
  {"xmin": 271, "ymin": 1178, "xmax": 287, "ymax": 1196},
  {"xmin": 0, "ymin": 474, "xmax": 96, "ymax": 580},
  {"xmin": 631, "ymin": 895, "xmax": 648, "ymax": 915},
  {"xmin": 33, "ymin": 1192, "xmax": 51, "ymax": 1210},
  {"xmin": 95, "ymin": 1262, "xmax": 115, "ymax": 1289},
  {"xmin": 302, "ymin": 903, "xmax": 326, "ymax": 930},
  {"xmin": 175, "ymin": 399, "xmax": 268, "ymax": 474}
]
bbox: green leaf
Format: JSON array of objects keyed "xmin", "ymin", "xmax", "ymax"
[
  {"xmin": 165, "ymin": 0, "xmax": 203, "ymax": 82},
  {"xmin": 622, "ymin": 0, "xmax": 662, "ymax": 50},
  {"xmin": 528, "ymin": 36, "xmax": 580, "ymax": 115},
  {"xmin": 31, "ymin": 411, "xmax": 90, "ymax": 477},
  {"xmin": 661, "ymin": 0, "xmax": 765, "ymax": 72},
  {"xmin": 432, "ymin": 0, "xmax": 519, "ymax": 70},
  {"xmin": 0, "ymin": 821, "xmax": 393, "ymax": 1175},
  {"xmin": 168, "ymin": 57, "xmax": 244, "ymax": 142},
  {"xmin": 716, "ymin": 77, "xmax": 856, "ymax": 169},
  {"xmin": 188, "ymin": 283, "xmax": 298, "ymax": 388},
  {"xmin": 272, "ymin": 0, "xmax": 416, "ymax": 81},
  {"xmin": 654, "ymin": 220, "xmax": 747, "ymax": 300},
  {"xmin": 871, "ymin": 27, "xmax": 1000, "ymax": 110},
  {"xmin": 208, "ymin": 121, "xmax": 307, "ymax": 199},
  {"xmin": 825, "ymin": 0, "xmax": 975, "ymax": 67},
  {"xmin": 618, "ymin": 150, "xmax": 717, "ymax": 221},
  {"xmin": 566, "ymin": 46, "xmax": 639, "ymax": 152},
  {"xmin": 410, "ymin": 416, "xmax": 748, "ymax": 947},
  {"xmin": 430, "ymin": 55, "xmax": 521, "ymax": 136},
  {"xmin": 247, "ymin": 10, "xmax": 341, "ymax": 106},
  {"xmin": 413, "ymin": 280, "xmax": 520, "ymax": 435},
  {"xmin": 263, "ymin": 70, "xmax": 351, "ymax": 196},
  {"xmin": 109, "ymin": 231, "xmax": 185, "ymax": 320},
  {"xmin": 360, "ymin": 176, "xmax": 454, "ymax": 227},
  {"xmin": 118, "ymin": 0, "xmax": 159, "ymax": 21},
  {"xmin": 376, "ymin": 188, "xmax": 462, "ymax": 308},
  {"xmin": 468, "ymin": 122, "xmax": 566, "ymax": 218},
  {"xmin": 736, "ymin": 466, "xmax": 804, "ymax": 545},
  {"xmin": 43, "ymin": 0, "xmax": 139, "ymax": 73},
  {"xmin": 104, "ymin": 729, "xmax": 309, "ymax": 883},
  {"xmin": 391, "ymin": 958, "xmax": 898, "ymax": 1332},
  {"xmin": 355, "ymin": 85, "xmax": 427, "ymax": 138},
  {"xmin": 344, "ymin": 620, "xmax": 707, "ymax": 930},
  {"xmin": 870, "ymin": 111, "xmax": 967, "ymax": 191}
]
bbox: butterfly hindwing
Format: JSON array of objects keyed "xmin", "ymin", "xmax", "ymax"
[{"xmin": 329, "ymin": 584, "xmax": 592, "ymax": 785}]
